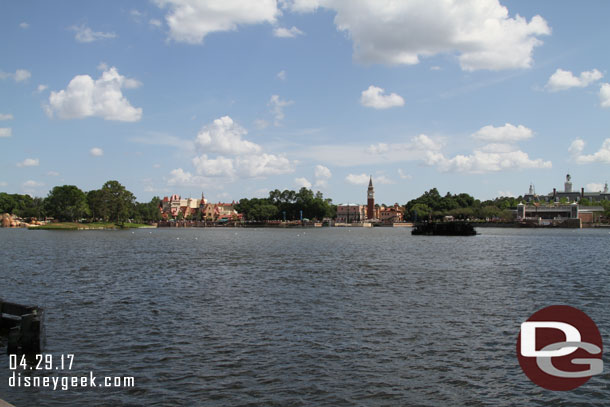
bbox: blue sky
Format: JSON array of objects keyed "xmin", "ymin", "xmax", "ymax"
[{"xmin": 2, "ymin": 0, "xmax": 610, "ymax": 205}]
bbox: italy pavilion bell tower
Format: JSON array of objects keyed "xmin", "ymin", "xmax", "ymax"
[{"xmin": 367, "ymin": 176, "xmax": 375, "ymax": 220}]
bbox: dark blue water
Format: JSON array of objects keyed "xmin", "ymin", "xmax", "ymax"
[{"xmin": 1, "ymin": 227, "xmax": 609, "ymax": 406}]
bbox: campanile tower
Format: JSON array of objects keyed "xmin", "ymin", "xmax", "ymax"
[{"xmin": 367, "ymin": 176, "xmax": 374, "ymax": 220}]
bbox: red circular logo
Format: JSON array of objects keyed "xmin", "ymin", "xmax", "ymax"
[{"xmin": 517, "ymin": 305, "xmax": 603, "ymax": 391}]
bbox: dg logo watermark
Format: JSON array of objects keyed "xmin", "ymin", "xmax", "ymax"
[{"xmin": 517, "ymin": 305, "xmax": 603, "ymax": 391}]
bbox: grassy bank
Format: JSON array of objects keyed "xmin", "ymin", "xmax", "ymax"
[{"xmin": 30, "ymin": 222, "xmax": 154, "ymax": 230}]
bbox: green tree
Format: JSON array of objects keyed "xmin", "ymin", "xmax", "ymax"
[
  {"xmin": 410, "ymin": 203, "xmax": 431, "ymax": 221},
  {"xmin": 250, "ymin": 203, "xmax": 279, "ymax": 220},
  {"xmin": 87, "ymin": 189, "xmax": 109, "ymax": 221},
  {"xmin": 476, "ymin": 205, "xmax": 501, "ymax": 220},
  {"xmin": 405, "ymin": 188, "xmax": 524, "ymax": 221},
  {"xmin": 45, "ymin": 185, "xmax": 90, "ymax": 221},
  {"xmin": 132, "ymin": 197, "xmax": 162, "ymax": 223},
  {"xmin": 0, "ymin": 193, "xmax": 19, "ymax": 214},
  {"xmin": 235, "ymin": 197, "xmax": 277, "ymax": 221},
  {"xmin": 100, "ymin": 181, "xmax": 136, "ymax": 224},
  {"xmin": 19, "ymin": 197, "xmax": 46, "ymax": 219},
  {"xmin": 0, "ymin": 193, "xmax": 43, "ymax": 217},
  {"xmin": 236, "ymin": 189, "xmax": 335, "ymax": 221},
  {"xmin": 148, "ymin": 197, "xmax": 162, "ymax": 222},
  {"xmin": 449, "ymin": 207, "xmax": 474, "ymax": 220}
]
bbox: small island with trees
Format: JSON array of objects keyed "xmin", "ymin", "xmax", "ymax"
[{"xmin": 1, "ymin": 180, "xmax": 160, "ymax": 230}]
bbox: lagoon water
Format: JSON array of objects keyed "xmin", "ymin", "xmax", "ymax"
[{"xmin": 1, "ymin": 227, "xmax": 609, "ymax": 406}]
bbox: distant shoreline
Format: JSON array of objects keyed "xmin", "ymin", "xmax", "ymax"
[
  {"xmin": 7, "ymin": 220, "xmax": 609, "ymax": 231},
  {"xmin": 27, "ymin": 222, "xmax": 155, "ymax": 230}
]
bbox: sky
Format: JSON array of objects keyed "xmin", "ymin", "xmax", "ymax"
[{"xmin": 2, "ymin": 0, "xmax": 610, "ymax": 205}]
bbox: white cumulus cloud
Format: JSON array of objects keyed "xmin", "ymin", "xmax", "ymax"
[
  {"xmin": 191, "ymin": 153, "xmax": 293, "ymax": 178},
  {"xmin": 421, "ymin": 123, "xmax": 547, "ymax": 173},
  {"xmin": 71, "ymin": 24, "xmax": 117, "ymax": 43},
  {"xmin": 46, "ymin": 67, "xmax": 142, "ymax": 122},
  {"xmin": 0, "ymin": 128, "xmax": 12, "ymax": 138},
  {"xmin": 235, "ymin": 153, "xmax": 293, "ymax": 177},
  {"xmin": 314, "ymin": 164, "xmax": 332, "ymax": 188},
  {"xmin": 314, "ymin": 164, "xmax": 332, "ymax": 179},
  {"xmin": 426, "ymin": 124, "xmax": 549, "ymax": 173},
  {"xmin": 412, "ymin": 134, "xmax": 444, "ymax": 151},
  {"xmin": 471, "ymin": 123, "xmax": 533, "ymax": 142},
  {"xmin": 90, "ymin": 147, "xmax": 104, "ymax": 156},
  {"xmin": 0, "ymin": 113, "xmax": 13, "ymax": 120},
  {"xmin": 568, "ymin": 138, "xmax": 585, "ymax": 155},
  {"xmin": 360, "ymin": 86, "xmax": 404, "ymax": 109},
  {"xmin": 288, "ymin": 0, "xmax": 550, "ymax": 71},
  {"xmin": 546, "ymin": 68, "xmax": 603, "ymax": 92},
  {"xmin": 310, "ymin": 125, "xmax": 549, "ymax": 174},
  {"xmin": 196, "ymin": 116, "xmax": 261, "ymax": 155},
  {"xmin": 192, "ymin": 154, "xmax": 236, "ymax": 177},
  {"xmin": 277, "ymin": 70, "xmax": 287, "ymax": 81},
  {"xmin": 178, "ymin": 116, "xmax": 295, "ymax": 182},
  {"xmin": 429, "ymin": 149, "xmax": 551, "ymax": 173},
  {"xmin": 295, "ymin": 177, "xmax": 312, "ymax": 188},
  {"xmin": 17, "ymin": 158, "xmax": 39, "ymax": 167},
  {"xmin": 569, "ymin": 138, "xmax": 610, "ymax": 164},
  {"xmin": 155, "ymin": 0, "xmax": 279, "ymax": 44},
  {"xmin": 274, "ymin": 26, "xmax": 304, "ymax": 38},
  {"xmin": 600, "ymin": 83, "xmax": 610, "ymax": 108},
  {"xmin": 167, "ymin": 168, "xmax": 209, "ymax": 187},
  {"xmin": 346, "ymin": 173, "xmax": 371, "ymax": 185}
]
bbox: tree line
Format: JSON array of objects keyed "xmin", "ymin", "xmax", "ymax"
[
  {"xmin": 0, "ymin": 181, "xmax": 161, "ymax": 224},
  {"xmin": 235, "ymin": 188, "xmax": 336, "ymax": 221},
  {"xmin": 404, "ymin": 188, "xmax": 610, "ymax": 221},
  {"xmin": 404, "ymin": 188, "xmax": 523, "ymax": 221},
  {"xmin": 4, "ymin": 183, "xmax": 607, "ymax": 224}
]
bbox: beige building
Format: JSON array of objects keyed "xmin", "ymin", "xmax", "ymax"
[
  {"xmin": 161, "ymin": 194, "xmax": 244, "ymax": 221},
  {"xmin": 161, "ymin": 194, "xmax": 207, "ymax": 219},
  {"xmin": 203, "ymin": 202, "xmax": 242, "ymax": 222},
  {"xmin": 336, "ymin": 204, "xmax": 367, "ymax": 223}
]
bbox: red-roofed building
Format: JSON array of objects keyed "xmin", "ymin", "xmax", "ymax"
[
  {"xmin": 160, "ymin": 193, "xmax": 208, "ymax": 219},
  {"xmin": 160, "ymin": 193, "xmax": 243, "ymax": 221},
  {"xmin": 379, "ymin": 204, "xmax": 404, "ymax": 224}
]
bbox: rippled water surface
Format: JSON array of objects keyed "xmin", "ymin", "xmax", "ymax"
[{"xmin": 1, "ymin": 227, "xmax": 609, "ymax": 406}]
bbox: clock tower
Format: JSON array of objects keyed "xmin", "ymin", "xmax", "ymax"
[{"xmin": 367, "ymin": 176, "xmax": 374, "ymax": 220}]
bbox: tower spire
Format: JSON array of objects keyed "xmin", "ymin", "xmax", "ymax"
[{"xmin": 367, "ymin": 175, "xmax": 375, "ymax": 220}]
